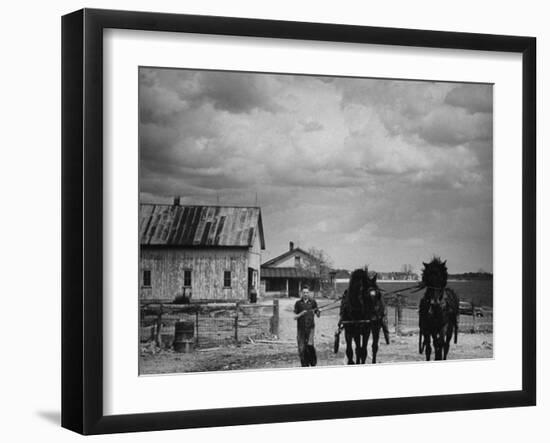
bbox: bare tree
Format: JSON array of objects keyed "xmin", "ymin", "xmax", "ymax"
[{"xmin": 305, "ymin": 247, "xmax": 334, "ymax": 276}]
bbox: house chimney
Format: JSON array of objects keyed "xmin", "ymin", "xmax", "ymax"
[
  {"xmin": 289, "ymin": 241, "xmax": 294, "ymax": 251},
  {"xmin": 173, "ymin": 196, "xmax": 181, "ymax": 206}
]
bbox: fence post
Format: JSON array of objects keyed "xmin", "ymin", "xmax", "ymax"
[
  {"xmin": 271, "ymin": 299, "xmax": 280, "ymax": 337},
  {"xmin": 155, "ymin": 304, "xmax": 163, "ymax": 348},
  {"xmin": 397, "ymin": 295, "xmax": 403, "ymax": 336},
  {"xmin": 234, "ymin": 304, "xmax": 239, "ymax": 343},
  {"xmin": 394, "ymin": 298, "xmax": 399, "ymax": 335},
  {"xmin": 471, "ymin": 299, "xmax": 476, "ymax": 333},
  {"xmin": 195, "ymin": 308, "xmax": 199, "ymax": 346}
]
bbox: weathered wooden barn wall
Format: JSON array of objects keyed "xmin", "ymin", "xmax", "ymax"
[
  {"xmin": 140, "ymin": 246, "xmax": 249, "ymax": 301},
  {"xmin": 247, "ymin": 230, "xmax": 262, "ymax": 288}
]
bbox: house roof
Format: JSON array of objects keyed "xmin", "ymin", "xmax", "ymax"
[
  {"xmin": 260, "ymin": 267, "xmax": 319, "ymax": 279},
  {"xmin": 140, "ymin": 204, "xmax": 265, "ymax": 248},
  {"xmin": 261, "ymin": 247, "xmax": 317, "ymax": 267}
]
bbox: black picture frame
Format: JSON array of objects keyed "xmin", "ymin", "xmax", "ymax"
[{"xmin": 61, "ymin": 8, "xmax": 536, "ymax": 435}]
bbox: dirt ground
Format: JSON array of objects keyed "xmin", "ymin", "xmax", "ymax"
[{"xmin": 140, "ymin": 298, "xmax": 493, "ymax": 374}]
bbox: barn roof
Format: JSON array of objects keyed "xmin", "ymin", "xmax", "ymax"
[
  {"xmin": 260, "ymin": 267, "xmax": 319, "ymax": 279},
  {"xmin": 140, "ymin": 204, "xmax": 265, "ymax": 249}
]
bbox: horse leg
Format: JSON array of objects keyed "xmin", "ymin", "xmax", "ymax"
[
  {"xmin": 434, "ymin": 333, "xmax": 443, "ymax": 360},
  {"xmin": 424, "ymin": 334, "xmax": 432, "ymax": 361},
  {"xmin": 371, "ymin": 324, "xmax": 380, "ymax": 364},
  {"xmin": 353, "ymin": 332, "xmax": 363, "ymax": 364},
  {"xmin": 443, "ymin": 325, "xmax": 453, "ymax": 360},
  {"xmin": 364, "ymin": 327, "xmax": 370, "ymax": 364},
  {"xmin": 345, "ymin": 328, "xmax": 354, "ymax": 364}
]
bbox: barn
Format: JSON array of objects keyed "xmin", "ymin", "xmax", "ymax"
[
  {"xmin": 139, "ymin": 199, "xmax": 265, "ymax": 302},
  {"xmin": 260, "ymin": 242, "xmax": 321, "ymax": 297}
]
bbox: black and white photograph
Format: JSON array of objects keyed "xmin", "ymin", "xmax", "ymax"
[
  {"xmin": 138, "ymin": 67, "xmax": 494, "ymax": 374},
  {"xmin": 0, "ymin": 0, "xmax": 545, "ymax": 440}
]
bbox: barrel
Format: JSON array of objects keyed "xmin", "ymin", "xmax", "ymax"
[{"xmin": 173, "ymin": 321, "xmax": 195, "ymax": 353}]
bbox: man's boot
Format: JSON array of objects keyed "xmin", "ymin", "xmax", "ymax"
[{"xmin": 307, "ymin": 345, "xmax": 317, "ymax": 366}]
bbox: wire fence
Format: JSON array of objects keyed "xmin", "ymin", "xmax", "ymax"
[
  {"xmin": 140, "ymin": 300, "xmax": 279, "ymax": 349},
  {"xmin": 140, "ymin": 296, "xmax": 492, "ymax": 353},
  {"xmin": 386, "ymin": 305, "xmax": 493, "ymax": 335}
]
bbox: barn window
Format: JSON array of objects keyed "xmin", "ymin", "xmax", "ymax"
[
  {"xmin": 224, "ymin": 271, "xmax": 232, "ymax": 288},
  {"xmin": 183, "ymin": 269, "xmax": 192, "ymax": 287},
  {"xmin": 143, "ymin": 270, "xmax": 151, "ymax": 287},
  {"xmin": 295, "ymin": 256, "xmax": 301, "ymax": 267}
]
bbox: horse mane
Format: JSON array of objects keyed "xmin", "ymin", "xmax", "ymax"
[
  {"xmin": 421, "ymin": 256, "xmax": 448, "ymax": 289},
  {"xmin": 348, "ymin": 268, "xmax": 368, "ymax": 302},
  {"xmin": 342, "ymin": 268, "xmax": 368, "ymax": 319}
]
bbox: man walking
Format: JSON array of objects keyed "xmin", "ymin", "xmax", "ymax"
[{"xmin": 294, "ymin": 285, "xmax": 320, "ymax": 367}]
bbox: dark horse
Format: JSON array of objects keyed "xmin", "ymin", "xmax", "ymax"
[
  {"xmin": 339, "ymin": 269, "xmax": 389, "ymax": 364},
  {"xmin": 418, "ymin": 258, "xmax": 459, "ymax": 361}
]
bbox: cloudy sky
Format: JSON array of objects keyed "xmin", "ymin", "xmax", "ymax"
[{"xmin": 139, "ymin": 67, "xmax": 493, "ymax": 274}]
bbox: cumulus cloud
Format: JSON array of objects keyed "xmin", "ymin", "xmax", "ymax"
[
  {"xmin": 444, "ymin": 84, "xmax": 493, "ymax": 114},
  {"xmin": 139, "ymin": 68, "xmax": 493, "ymax": 272}
]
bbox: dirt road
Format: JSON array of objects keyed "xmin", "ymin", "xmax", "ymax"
[{"xmin": 140, "ymin": 298, "xmax": 493, "ymax": 374}]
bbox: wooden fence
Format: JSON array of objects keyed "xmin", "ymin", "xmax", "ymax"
[{"xmin": 140, "ymin": 299, "xmax": 280, "ymax": 349}]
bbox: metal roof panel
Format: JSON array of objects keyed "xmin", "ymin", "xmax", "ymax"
[{"xmin": 140, "ymin": 204, "xmax": 264, "ymax": 248}]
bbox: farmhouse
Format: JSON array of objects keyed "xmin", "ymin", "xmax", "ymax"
[
  {"xmin": 139, "ymin": 199, "xmax": 265, "ymax": 302},
  {"xmin": 260, "ymin": 242, "xmax": 321, "ymax": 297}
]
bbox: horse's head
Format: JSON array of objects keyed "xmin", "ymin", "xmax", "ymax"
[
  {"xmin": 421, "ymin": 257, "xmax": 448, "ymax": 291},
  {"xmin": 365, "ymin": 272, "xmax": 385, "ymax": 317},
  {"xmin": 349, "ymin": 268, "xmax": 369, "ymax": 296},
  {"xmin": 364, "ymin": 271, "xmax": 381, "ymax": 298},
  {"xmin": 348, "ymin": 268, "xmax": 370, "ymax": 313}
]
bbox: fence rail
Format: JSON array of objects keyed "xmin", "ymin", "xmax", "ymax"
[
  {"xmin": 386, "ymin": 305, "xmax": 493, "ymax": 335},
  {"xmin": 140, "ymin": 296, "xmax": 492, "ymax": 351},
  {"xmin": 140, "ymin": 299, "xmax": 280, "ymax": 349}
]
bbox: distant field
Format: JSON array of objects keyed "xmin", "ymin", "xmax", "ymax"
[
  {"xmin": 378, "ymin": 280, "xmax": 493, "ymax": 308},
  {"xmin": 333, "ymin": 280, "xmax": 493, "ymax": 308}
]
